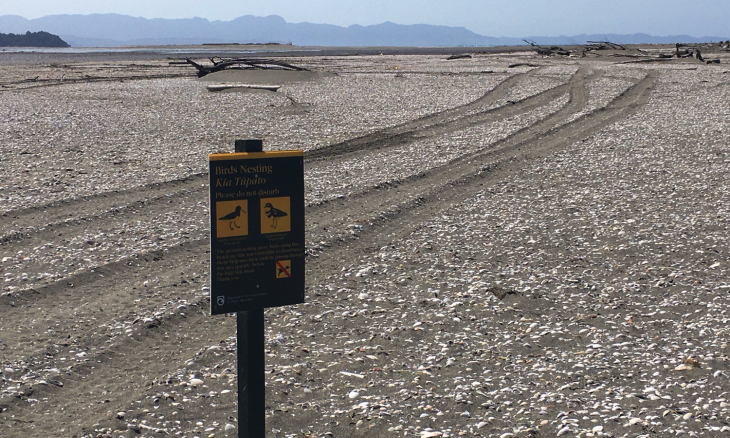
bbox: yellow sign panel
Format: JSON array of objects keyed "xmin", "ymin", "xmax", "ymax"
[
  {"xmin": 276, "ymin": 260, "xmax": 291, "ymax": 278},
  {"xmin": 216, "ymin": 200, "xmax": 249, "ymax": 238},
  {"xmin": 261, "ymin": 197, "xmax": 290, "ymax": 234}
]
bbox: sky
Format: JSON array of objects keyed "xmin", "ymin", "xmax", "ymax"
[{"xmin": 3, "ymin": 0, "xmax": 729, "ymax": 38}]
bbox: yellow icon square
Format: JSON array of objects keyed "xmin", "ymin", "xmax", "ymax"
[
  {"xmin": 276, "ymin": 260, "xmax": 291, "ymax": 278},
  {"xmin": 261, "ymin": 197, "xmax": 290, "ymax": 234},
  {"xmin": 216, "ymin": 200, "xmax": 248, "ymax": 238}
]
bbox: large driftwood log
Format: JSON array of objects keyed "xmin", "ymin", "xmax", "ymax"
[
  {"xmin": 586, "ymin": 41, "xmax": 626, "ymax": 50},
  {"xmin": 171, "ymin": 58, "xmax": 308, "ymax": 78},
  {"xmin": 523, "ymin": 40, "xmax": 570, "ymax": 56},
  {"xmin": 446, "ymin": 54, "xmax": 473, "ymax": 60}
]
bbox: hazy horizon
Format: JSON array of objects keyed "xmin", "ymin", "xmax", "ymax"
[{"xmin": 3, "ymin": 0, "xmax": 729, "ymax": 39}]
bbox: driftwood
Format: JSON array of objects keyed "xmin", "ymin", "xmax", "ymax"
[
  {"xmin": 585, "ymin": 41, "xmax": 626, "ymax": 50},
  {"xmin": 207, "ymin": 84, "xmax": 281, "ymax": 92},
  {"xmin": 446, "ymin": 54, "xmax": 473, "ymax": 60},
  {"xmin": 171, "ymin": 58, "xmax": 308, "ymax": 78},
  {"xmin": 508, "ymin": 63, "xmax": 539, "ymax": 68},
  {"xmin": 617, "ymin": 58, "xmax": 676, "ymax": 65},
  {"xmin": 675, "ymin": 44, "xmax": 706, "ymax": 60},
  {"xmin": 523, "ymin": 40, "xmax": 570, "ymax": 56}
]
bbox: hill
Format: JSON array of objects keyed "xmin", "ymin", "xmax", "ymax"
[{"xmin": 0, "ymin": 30, "xmax": 69, "ymax": 47}]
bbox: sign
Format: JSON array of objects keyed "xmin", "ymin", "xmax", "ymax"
[{"xmin": 209, "ymin": 150, "xmax": 305, "ymax": 314}]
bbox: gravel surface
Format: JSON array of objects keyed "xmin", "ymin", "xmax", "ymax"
[
  {"xmin": 0, "ymin": 58, "xmax": 499, "ymax": 212},
  {"xmin": 305, "ymin": 93, "xmax": 570, "ymax": 203},
  {"xmin": 1, "ymin": 48, "xmax": 729, "ymax": 438}
]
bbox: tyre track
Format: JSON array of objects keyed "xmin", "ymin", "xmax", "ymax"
[
  {"xmin": 0, "ymin": 67, "xmax": 563, "ymax": 250},
  {"xmin": 0, "ymin": 68, "xmax": 553, "ymax": 240},
  {"xmin": 319, "ymin": 69, "xmax": 657, "ymax": 254},
  {"xmin": 0, "ymin": 67, "xmax": 597, "ymax": 312},
  {"xmin": 0, "ymin": 67, "xmax": 657, "ymax": 437},
  {"xmin": 0, "ymin": 67, "xmax": 592, "ymax": 321},
  {"xmin": 0, "ymin": 69, "xmax": 552, "ymax": 278},
  {"xmin": 1, "ymin": 66, "xmax": 649, "ymax": 309},
  {"xmin": 302, "ymin": 66, "xmax": 592, "ymax": 227},
  {"xmin": 1, "ymin": 68, "xmax": 576, "ymax": 369},
  {"xmin": 0, "ymin": 70, "xmax": 532, "ymax": 239},
  {"xmin": 304, "ymin": 68, "xmax": 563, "ymax": 160},
  {"xmin": 0, "ymin": 68, "xmax": 583, "ymax": 297},
  {"xmin": 0, "ymin": 173, "xmax": 209, "ymax": 244}
]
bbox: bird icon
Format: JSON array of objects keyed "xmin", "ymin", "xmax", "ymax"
[
  {"xmin": 264, "ymin": 202, "xmax": 287, "ymax": 229},
  {"xmin": 219, "ymin": 205, "xmax": 245, "ymax": 230}
]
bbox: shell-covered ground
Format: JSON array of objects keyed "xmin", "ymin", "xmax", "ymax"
[{"xmin": 1, "ymin": 47, "xmax": 729, "ymax": 438}]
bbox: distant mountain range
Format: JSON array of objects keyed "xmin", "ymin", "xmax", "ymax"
[{"xmin": 0, "ymin": 14, "xmax": 726, "ymax": 47}]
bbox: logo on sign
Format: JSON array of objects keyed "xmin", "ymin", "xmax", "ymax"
[{"xmin": 216, "ymin": 296, "xmax": 225, "ymax": 306}]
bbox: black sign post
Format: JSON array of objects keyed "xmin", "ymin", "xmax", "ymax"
[
  {"xmin": 237, "ymin": 309, "xmax": 264, "ymax": 437},
  {"xmin": 209, "ymin": 139, "xmax": 305, "ymax": 438}
]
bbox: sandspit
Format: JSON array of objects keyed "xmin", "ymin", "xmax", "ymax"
[{"xmin": 1, "ymin": 46, "xmax": 729, "ymax": 437}]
